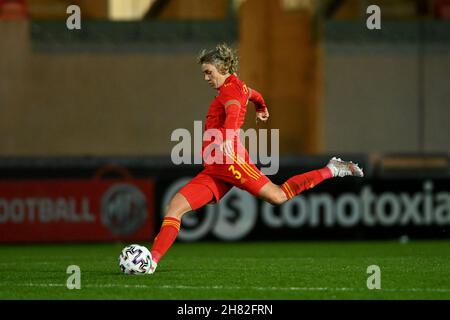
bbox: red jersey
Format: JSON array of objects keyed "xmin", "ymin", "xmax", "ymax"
[
  {"xmin": 180, "ymin": 75, "xmax": 271, "ymax": 206},
  {"xmin": 202, "ymin": 74, "xmax": 267, "ymax": 158}
]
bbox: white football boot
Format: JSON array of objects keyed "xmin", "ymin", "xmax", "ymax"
[
  {"xmin": 327, "ymin": 157, "xmax": 364, "ymax": 178},
  {"xmin": 147, "ymin": 261, "xmax": 158, "ymax": 274}
]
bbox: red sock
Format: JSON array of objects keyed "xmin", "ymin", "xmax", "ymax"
[
  {"xmin": 150, "ymin": 217, "xmax": 181, "ymax": 263},
  {"xmin": 280, "ymin": 167, "xmax": 333, "ymax": 200}
]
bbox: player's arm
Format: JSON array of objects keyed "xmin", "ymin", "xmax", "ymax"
[
  {"xmin": 248, "ymin": 87, "xmax": 269, "ymax": 123},
  {"xmin": 223, "ymin": 98, "xmax": 241, "ymax": 135},
  {"xmin": 220, "ymin": 97, "xmax": 241, "ymax": 153}
]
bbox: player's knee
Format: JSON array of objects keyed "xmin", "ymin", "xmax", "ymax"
[
  {"xmin": 165, "ymin": 205, "xmax": 187, "ymax": 220},
  {"xmin": 164, "ymin": 206, "xmax": 187, "ymax": 220},
  {"xmin": 164, "ymin": 211, "xmax": 185, "ymax": 220},
  {"xmin": 164, "ymin": 193, "xmax": 192, "ymax": 220},
  {"xmin": 266, "ymin": 190, "xmax": 287, "ymax": 206}
]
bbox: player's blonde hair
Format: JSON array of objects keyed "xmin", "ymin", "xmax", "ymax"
[{"xmin": 197, "ymin": 43, "xmax": 239, "ymax": 75}]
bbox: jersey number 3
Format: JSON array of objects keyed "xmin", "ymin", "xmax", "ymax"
[{"xmin": 228, "ymin": 165, "xmax": 242, "ymax": 180}]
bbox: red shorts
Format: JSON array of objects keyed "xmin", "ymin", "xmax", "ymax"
[{"xmin": 179, "ymin": 160, "xmax": 270, "ymax": 210}]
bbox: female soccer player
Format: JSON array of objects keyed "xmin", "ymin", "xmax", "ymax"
[{"xmin": 147, "ymin": 43, "xmax": 363, "ymax": 274}]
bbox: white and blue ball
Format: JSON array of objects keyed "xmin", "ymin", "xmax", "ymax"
[{"xmin": 119, "ymin": 244, "xmax": 152, "ymax": 275}]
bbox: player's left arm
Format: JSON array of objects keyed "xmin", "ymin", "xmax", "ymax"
[{"xmin": 220, "ymin": 94, "xmax": 241, "ymax": 153}]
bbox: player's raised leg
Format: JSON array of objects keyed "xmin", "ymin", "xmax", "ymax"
[{"xmin": 258, "ymin": 157, "xmax": 363, "ymax": 205}]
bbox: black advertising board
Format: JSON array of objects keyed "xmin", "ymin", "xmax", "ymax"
[
  {"xmin": 155, "ymin": 165, "xmax": 450, "ymax": 241},
  {"xmin": 1, "ymin": 156, "xmax": 449, "ymax": 242}
]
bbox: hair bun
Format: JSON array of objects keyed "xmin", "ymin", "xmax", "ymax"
[{"xmin": 198, "ymin": 43, "xmax": 239, "ymax": 75}]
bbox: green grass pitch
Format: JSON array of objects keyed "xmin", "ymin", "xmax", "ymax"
[{"xmin": 0, "ymin": 240, "xmax": 449, "ymax": 300}]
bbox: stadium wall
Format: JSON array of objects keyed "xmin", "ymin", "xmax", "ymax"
[
  {"xmin": 239, "ymin": 0, "xmax": 322, "ymax": 154},
  {"xmin": 324, "ymin": 21, "xmax": 450, "ymax": 154},
  {"xmin": 0, "ymin": 20, "xmax": 233, "ymax": 156},
  {"xmin": 1, "ymin": 20, "xmax": 449, "ymax": 157}
]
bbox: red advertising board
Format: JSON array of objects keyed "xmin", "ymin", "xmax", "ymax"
[{"xmin": 0, "ymin": 177, "xmax": 155, "ymax": 243}]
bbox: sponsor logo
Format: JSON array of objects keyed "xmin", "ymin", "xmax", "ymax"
[
  {"xmin": 0, "ymin": 197, "xmax": 94, "ymax": 223},
  {"xmin": 262, "ymin": 181, "xmax": 450, "ymax": 228},
  {"xmin": 101, "ymin": 183, "xmax": 148, "ymax": 235},
  {"xmin": 162, "ymin": 179, "xmax": 450, "ymax": 241}
]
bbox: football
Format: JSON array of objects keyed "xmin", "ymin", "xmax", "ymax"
[{"xmin": 119, "ymin": 244, "xmax": 153, "ymax": 275}]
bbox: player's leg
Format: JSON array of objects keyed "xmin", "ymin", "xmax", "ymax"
[
  {"xmin": 223, "ymin": 144, "xmax": 362, "ymax": 204},
  {"xmin": 149, "ymin": 186, "xmax": 213, "ymax": 274},
  {"xmin": 222, "ymin": 151, "xmax": 333, "ymax": 205},
  {"xmin": 149, "ymin": 170, "xmax": 233, "ymax": 274},
  {"xmin": 257, "ymin": 181, "xmax": 288, "ymax": 205},
  {"xmin": 258, "ymin": 157, "xmax": 364, "ymax": 205},
  {"xmin": 257, "ymin": 166, "xmax": 333, "ymax": 205}
]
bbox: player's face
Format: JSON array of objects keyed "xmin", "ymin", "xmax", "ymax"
[{"xmin": 201, "ymin": 63, "xmax": 227, "ymax": 89}]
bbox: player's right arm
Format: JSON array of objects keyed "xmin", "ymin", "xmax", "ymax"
[{"xmin": 248, "ymin": 87, "xmax": 269, "ymax": 123}]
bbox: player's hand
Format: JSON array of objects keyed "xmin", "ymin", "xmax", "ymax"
[{"xmin": 256, "ymin": 108, "xmax": 269, "ymax": 124}]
